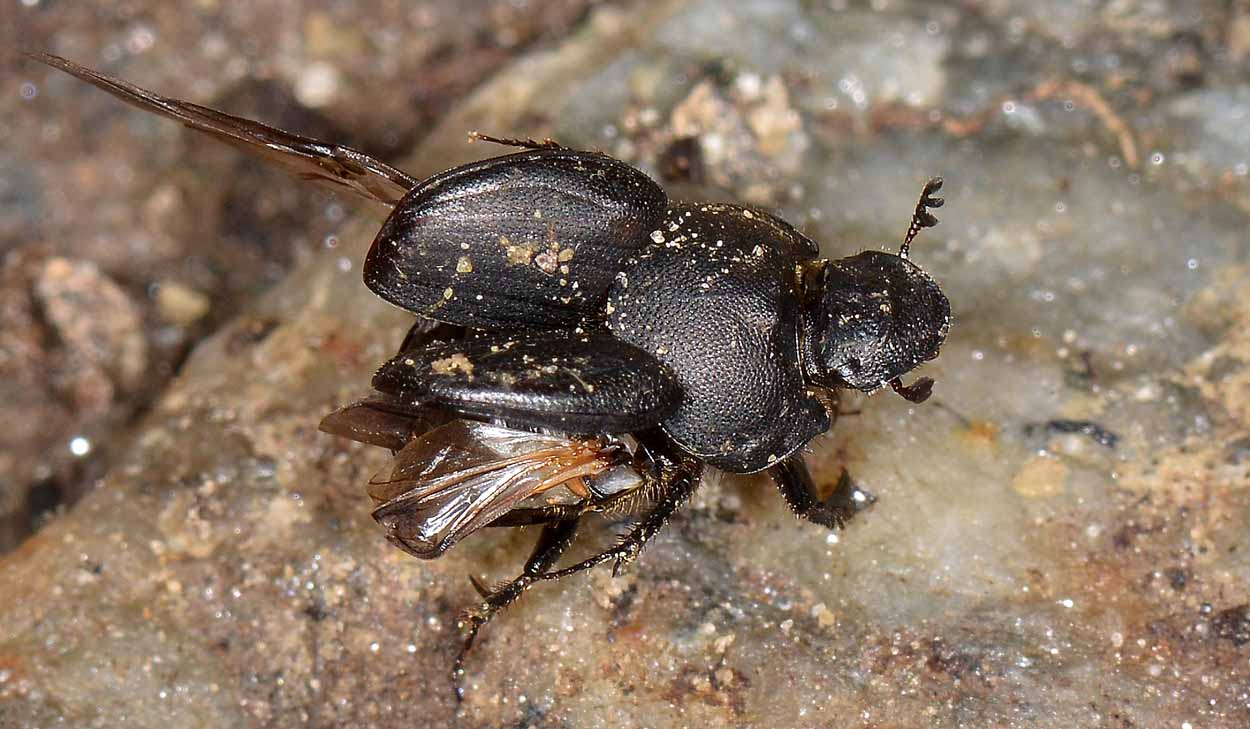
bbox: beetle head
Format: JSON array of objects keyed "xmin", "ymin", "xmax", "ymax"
[{"xmin": 800, "ymin": 178, "xmax": 950, "ymax": 402}]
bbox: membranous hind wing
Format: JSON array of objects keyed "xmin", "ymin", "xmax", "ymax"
[
  {"xmin": 368, "ymin": 420, "xmax": 635, "ymax": 559},
  {"xmin": 27, "ymin": 52, "xmax": 417, "ymax": 206}
]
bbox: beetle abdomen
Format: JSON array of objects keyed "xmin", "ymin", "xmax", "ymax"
[
  {"xmin": 364, "ymin": 149, "xmax": 667, "ymax": 330},
  {"xmin": 607, "ymin": 203, "xmax": 828, "ymax": 473}
]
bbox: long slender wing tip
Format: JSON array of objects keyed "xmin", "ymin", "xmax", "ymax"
[
  {"xmin": 23, "ymin": 50, "xmax": 73, "ymax": 70},
  {"xmin": 23, "ymin": 50, "xmax": 416, "ymax": 207}
]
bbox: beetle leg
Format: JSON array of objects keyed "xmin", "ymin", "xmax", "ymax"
[
  {"xmin": 769, "ymin": 455, "xmax": 876, "ymax": 530},
  {"xmin": 454, "ymin": 517, "xmax": 581, "ymax": 702},
  {"xmin": 889, "ymin": 375, "xmax": 934, "ymax": 403},
  {"xmin": 536, "ymin": 439, "xmax": 702, "ymax": 581}
]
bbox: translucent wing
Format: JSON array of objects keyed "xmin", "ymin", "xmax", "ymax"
[
  {"xmin": 367, "ymin": 420, "xmax": 625, "ymax": 558},
  {"xmin": 27, "ymin": 51, "xmax": 417, "ymax": 206}
]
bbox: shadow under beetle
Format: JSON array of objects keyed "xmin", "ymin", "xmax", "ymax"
[{"xmin": 30, "ymin": 52, "xmax": 951, "ymax": 699}]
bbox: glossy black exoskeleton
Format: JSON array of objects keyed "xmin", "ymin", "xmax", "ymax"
[{"xmin": 31, "ymin": 52, "xmax": 952, "ymax": 699}]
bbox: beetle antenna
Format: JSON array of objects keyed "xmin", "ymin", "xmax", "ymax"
[
  {"xmin": 901, "ymin": 177, "xmax": 944, "ymax": 258},
  {"xmin": 889, "ymin": 376, "xmax": 934, "ymax": 403}
]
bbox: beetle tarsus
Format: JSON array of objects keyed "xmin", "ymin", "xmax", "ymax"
[
  {"xmin": 769, "ymin": 456, "xmax": 873, "ymax": 530},
  {"xmin": 453, "ymin": 518, "xmax": 580, "ymax": 702},
  {"xmin": 611, "ymin": 540, "xmax": 644, "ymax": 578},
  {"xmin": 901, "ymin": 176, "xmax": 944, "ymax": 257}
]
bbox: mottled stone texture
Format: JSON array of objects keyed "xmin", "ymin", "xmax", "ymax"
[
  {"xmin": 0, "ymin": 0, "xmax": 599, "ymax": 553},
  {"xmin": 4, "ymin": 1, "xmax": 1250, "ymax": 727}
]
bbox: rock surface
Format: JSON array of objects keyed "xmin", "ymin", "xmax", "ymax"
[
  {"xmin": 0, "ymin": 0, "xmax": 600, "ymax": 553},
  {"xmin": 3, "ymin": 1, "xmax": 1250, "ymax": 727}
]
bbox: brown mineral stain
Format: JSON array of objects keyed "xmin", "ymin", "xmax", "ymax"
[{"xmin": 958, "ymin": 419, "xmax": 1000, "ymax": 450}]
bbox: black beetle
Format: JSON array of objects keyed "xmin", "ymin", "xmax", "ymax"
[{"xmin": 29, "ymin": 52, "xmax": 950, "ymax": 698}]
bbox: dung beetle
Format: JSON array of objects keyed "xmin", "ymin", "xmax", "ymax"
[{"xmin": 29, "ymin": 52, "xmax": 951, "ymax": 698}]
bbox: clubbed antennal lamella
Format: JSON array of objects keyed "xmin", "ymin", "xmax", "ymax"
[
  {"xmin": 900, "ymin": 176, "xmax": 944, "ymax": 258},
  {"xmin": 889, "ymin": 176, "xmax": 945, "ymax": 404}
]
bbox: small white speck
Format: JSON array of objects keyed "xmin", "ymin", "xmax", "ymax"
[
  {"xmin": 69, "ymin": 436, "xmax": 91, "ymax": 457},
  {"xmin": 294, "ymin": 62, "xmax": 341, "ymax": 108}
]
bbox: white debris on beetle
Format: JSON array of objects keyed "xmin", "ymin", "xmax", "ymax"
[
  {"xmin": 501, "ymin": 235, "xmax": 535, "ymax": 265},
  {"xmin": 430, "ymin": 353, "xmax": 474, "ymax": 376}
]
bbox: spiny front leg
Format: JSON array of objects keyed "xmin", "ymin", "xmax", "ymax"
[
  {"xmin": 454, "ymin": 517, "xmax": 580, "ymax": 702},
  {"xmin": 770, "ymin": 453, "xmax": 876, "ymax": 530}
]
